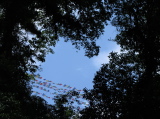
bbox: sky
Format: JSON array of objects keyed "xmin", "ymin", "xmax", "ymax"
[{"xmin": 31, "ymin": 24, "xmax": 121, "ymax": 106}]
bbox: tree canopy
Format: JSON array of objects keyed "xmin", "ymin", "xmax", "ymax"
[
  {"xmin": 80, "ymin": 51, "xmax": 143, "ymax": 118},
  {"xmin": 80, "ymin": 0, "xmax": 160, "ymax": 118},
  {"xmin": 81, "ymin": 51, "xmax": 160, "ymax": 118},
  {"xmin": 0, "ymin": 0, "xmax": 113, "ymax": 118},
  {"xmin": 1, "ymin": 0, "xmax": 160, "ymax": 118},
  {"xmin": 111, "ymin": 0, "xmax": 160, "ymax": 79}
]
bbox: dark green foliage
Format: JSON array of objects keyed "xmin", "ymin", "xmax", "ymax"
[
  {"xmin": 81, "ymin": 0, "xmax": 160, "ymax": 118},
  {"xmin": 0, "ymin": 0, "xmax": 112, "ymax": 118},
  {"xmin": 81, "ymin": 52, "xmax": 160, "ymax": 118},
  {"xmin": 0, "ymin": 93, "xmax": 56, "ymax": 119},
  {"xmin": 80, "ymin": 52, "xmax": 143, "ymax": 118},
  {"xmin": 110, "ymin": 1, "xmax": 160, "ymax": 117},
  {"xmin": 53, "ymin": 95, "xmax": 74, "ymax": 119},
  {"xmin": 24, "ymin": 95, "xmax": 56, "ymax": 119},
  {"xmin": 80, "ymin": 0, "xmax": 160, "ymax": 117},
  {"xmin": 0, "ymin": 0, "xmax": 112, "ymax": 62},
  {"xmin": 0, "ymin": 93, "xmax": 25, "ymax": 119},
  {"xmin": 111, "ymin": 0, "xmax": 160, "ymax": 79},
  {"xmin": 52, "ymin": 91, "xmax": 81, "ymax": 119}
]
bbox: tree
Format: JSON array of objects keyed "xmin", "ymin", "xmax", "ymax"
[
  {"xmin": 80, "ymin": 0, "xmax": 160, "ymax": 118},
  {"xmin": 0, "ymin": 0, "xmax": 113, "ymax": 118},
  {"xmin": 111, "ymin": 0, "xmax": 160, "ymax": 80},
  {"xmin": 0, "ymin": 0, "xmax": 112, "ymax": 67},
  {"xmin": 110, "ymin": 1, "xmax": 160, "ymax": 117},
  {"xmin": 80, "ymin": 51, "xmax": 160, "ymax": 118},
  {"xmin": 0, "ymin": 0, "xmax": 113, "ymax": 83}
]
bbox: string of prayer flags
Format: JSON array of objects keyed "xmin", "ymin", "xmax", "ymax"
[
  {"xmin": 30, "ymin": 74, "xmax": 89, "ymax": 107},
  {"xmin": 30, "ymin": 75, "xmax": 83, "ymax": 93},
  {"xmin": 32, "ymin": 91, "xmax": 89, "ymax": 106}
]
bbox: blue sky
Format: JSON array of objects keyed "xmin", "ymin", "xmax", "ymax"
[{"xmin": 32, "ymin": 24, "xmax": 120, "ymax": 105}]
